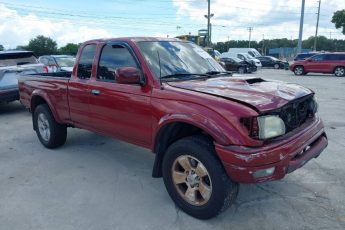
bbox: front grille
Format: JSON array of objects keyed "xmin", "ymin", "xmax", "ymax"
[{"xmin": 278, "ymin": 96, "xmax": 316, "ymax": 133}]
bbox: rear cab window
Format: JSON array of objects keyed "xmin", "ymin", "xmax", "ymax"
[{"xmin": 0, "ymin": 52, "xmax": 38, "ymax": 67}]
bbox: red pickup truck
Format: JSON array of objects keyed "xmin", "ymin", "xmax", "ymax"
[{"xmin": 19, "ymin": 37, "xmax": 328, "ymax": 219}]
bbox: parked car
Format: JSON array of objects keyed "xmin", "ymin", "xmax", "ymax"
[
  {"xmin": 203, "ymin": 47, "xmax": 221, "ymax": 62},
  {"xmin": 38, "ymin": 55, "xmax": 75, "ymax": 73},
  {"xmin": 256, "ymin": 56, "xmax": 289, "ymax": 69},
  {"xmin": 293, "ymin": 52, "xmax": 320, "ymax": 61},
  {"xmin": 220, "ymin": 57, "xmax": 256, "ymax": 73},
  {"xmin": 0, "ymin": 51, "xmax": 43, "ymax": 103},
  {"xmin": 289, "ymin": 53, "xmax": 345, "ymax": 77},
  {"xmin": 228, "ymin": 48, "xmax": 261, "ymax": 57},
  {"xmin": 221, "ymin": 52, "xmax": 262, "ymax": 69},
  {"xmin": 19, "ymin": 37, "xmax": 327, "ymax": 219}
]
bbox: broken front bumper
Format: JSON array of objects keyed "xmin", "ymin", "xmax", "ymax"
[{"xmin": 215, "ymin": 115, "xmax": 328, "ymax": 183}]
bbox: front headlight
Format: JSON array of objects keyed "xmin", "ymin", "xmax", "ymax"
[{"xmin": 258, "ymin": 115, "xmax": 285, "ymax": 139}]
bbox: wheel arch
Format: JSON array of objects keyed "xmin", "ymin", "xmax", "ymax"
[
  {"xmin": 30, "ymin": 91, "xmax": 61, "ymax": 130},
  {"xmin": 152, "ymin": 116, "xmax": 229, "ymax": 178},
  {"xmin": 293, "ymin": 65, "xmax": 304, "ymax": 71}
]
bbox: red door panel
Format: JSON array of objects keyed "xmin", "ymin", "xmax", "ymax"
[{"xmin": 88, "ymin": 80, "xmax": 152, "ymax": 147}]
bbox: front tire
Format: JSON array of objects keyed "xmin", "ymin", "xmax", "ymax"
[
  {"xmin": 294, "ymin": 66, "xmax": 305, "ymax": 76},
  {"xmin": 34, "ymin": 104, "xmax": 67, "ymax": 148},
  {"xmin": 334, "ymin": 66, "xmax": 345, "ymax": 77},
  {"xmin": 274, "ymin": 63, "xmax": 280, "ymax": 69},
  {"xmin": 162, "ymin": 135, "xmax": 239, "ymax": 219}
]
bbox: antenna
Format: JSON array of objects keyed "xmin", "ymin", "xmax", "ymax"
[{"xmin": 157, "ymin": 50, "xmax": 163, "ymax": 87}]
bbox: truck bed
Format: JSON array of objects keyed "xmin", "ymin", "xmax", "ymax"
[{"xmin": 18, "ymin": 72, "xmax": 71, "ymax": 123}]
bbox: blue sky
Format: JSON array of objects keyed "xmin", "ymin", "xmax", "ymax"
[{"xmin": 0, "ymin": 0, "xmax": 343, "ymax": 48}]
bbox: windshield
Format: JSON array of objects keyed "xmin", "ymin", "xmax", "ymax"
[
  {"xmin": 270, "ymin": 56, "xmax": 279, "ymax": 61},
  {"xmin": 222, "ymin": 57, "xmax": 242, "ymax": 63},
  {"xmin": 245, "ymin": 54, "xmax": 253, "ymax": 60},
  {"xmin": 137, "ymin": 41, "xmax": 224, "ymax": 79},
  {"xmin": 55, "ymin": 57, "xmax": 75, "ymax": 67}
]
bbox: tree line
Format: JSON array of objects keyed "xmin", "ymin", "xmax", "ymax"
[
  {"xmin": 1, "ymin": 34, "xmax": 344, "ymax": 56},
  {"xmin": 213, "ymin": 36, "xmax": 345, "ymax": 54},
  {"xmin": 0, "ymin": 35, "xmax": 80, "ymax": 56}
]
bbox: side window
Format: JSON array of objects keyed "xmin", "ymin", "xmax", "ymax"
[
  {"xmin": 97, "ymin": 44, "xmax": 138, "ymax": 81},
  {"xmin": 237, "ymin": 54, "xmax": 245, "ymax": 60},
  {"xmin": 340, "ymin": 55, "xmax": 345, "ymax": 61},
  {"xmin": 48, "ymin": 58, "xmax": 56, "ymax": 66},
  {"xmin": 77, "ymin": 44, "xmax": 97, "ymax": 79},
  {"xmin": 324, "ymin": 55, "xmax": 337, "ymax": 61},
  {"xmin": 40, "ymin": 57, "xmax": 48, "ymax": 65},
  {"xmin": 311, "ymin": 55, "xmax": 324, "ymax": 61}
]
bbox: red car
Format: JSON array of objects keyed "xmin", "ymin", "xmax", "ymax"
[
  {"xmin": 289, "ymin": 53, "xmax": 345, "ymax": 77},
  {"xmin": 19, "ymin": 37, "xmax": 327, "ymax": 219}
]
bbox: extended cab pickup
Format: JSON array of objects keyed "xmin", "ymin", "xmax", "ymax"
[{"xmin": 19, "ymin": 37, "xmax": 328, "ymax": 219}]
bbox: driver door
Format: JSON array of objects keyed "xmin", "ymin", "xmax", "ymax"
[{"xmin": 88, "ymin": 43, "xmax": 152, "ymax": 147}]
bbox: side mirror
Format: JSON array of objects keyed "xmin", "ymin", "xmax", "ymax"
[{"xmin": 115, "ymin": 67, "xmax": 142, "ymax": 85}]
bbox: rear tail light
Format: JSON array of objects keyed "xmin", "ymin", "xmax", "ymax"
[{"xmin": 43, "ymin": 66, "xmax": 48, "ymax": 73}]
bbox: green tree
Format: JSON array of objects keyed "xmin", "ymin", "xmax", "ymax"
[
  {"xmin": 332, "ymin": 10, "xmax": 345, "ymax": 35},
  {"xmin": 58, "ymin": 43, "xmax": 79, "ymax": 55},
  {"xmin": 23, "ymin": 35, "xmax": 58, "ymax": 56},
  {"xmin": 0, "ymin": 44, "xmax": 4, "ymax": 51}
]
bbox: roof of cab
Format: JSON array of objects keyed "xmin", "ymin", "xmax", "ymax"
[{"xmin": 83, "ymin": 37, "xmax": 183, "ymax": 44}]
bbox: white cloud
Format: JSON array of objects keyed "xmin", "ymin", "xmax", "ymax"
[
  {"xmin": 172, "ymin": 0, "xmax": 345, "ymax": 42},
  {"xmin": 0, "ymin": 4, "xmax": 113, "ymax": 49}
]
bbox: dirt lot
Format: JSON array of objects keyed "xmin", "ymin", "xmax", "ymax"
[{"xmin": 1, "ymin": 69, "xmax": 345, "ymax": 230}]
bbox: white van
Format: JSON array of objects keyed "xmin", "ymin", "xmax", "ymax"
[{"xmin": 228, "ymin": 48, "xmax": 261, "ymax": 57}]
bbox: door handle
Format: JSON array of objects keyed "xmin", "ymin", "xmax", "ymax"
[{"xmin": 91, "ymin": 89, "xmax": 100, "ymax": 96}]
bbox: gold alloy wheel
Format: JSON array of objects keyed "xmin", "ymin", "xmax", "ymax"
[{"xmin": 171, "ymin": 155, "xmax": 212, "ymax": 206}]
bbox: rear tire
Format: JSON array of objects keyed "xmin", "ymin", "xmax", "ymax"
[
  {"xmin": 162, "ymin": 135, "xmax": 239, "ymax": 219},
  {"xmin": 294, "ymin": 66, "xmax": 305, "ymax": 76},
  {"xmin": 334, "ymin": 66, "xmax": 345, "ymax": 77},
  {"xmin": 33, "ymin": 104, "xmax": 67, "ymax": 148}
]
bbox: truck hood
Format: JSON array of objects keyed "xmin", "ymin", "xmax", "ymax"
[{"xmin": 167, "ymin": 76, "xmax": 313, "ymax": 112}]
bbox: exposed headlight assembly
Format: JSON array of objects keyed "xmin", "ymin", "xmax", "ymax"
[
  {"xmin": 258, "ymin": 115, "xmax": 286, "ymax": 139},
  {"xmin": 309, "ymin": 96, "xmax": 318, "ymax": 114}
]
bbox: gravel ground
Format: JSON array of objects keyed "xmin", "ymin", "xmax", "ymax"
[{"xmin": 0, "ymin": 69, "xmax": 344, "ymax": 230}]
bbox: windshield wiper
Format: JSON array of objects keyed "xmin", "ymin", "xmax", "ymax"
[
  {"xmin": 161, "ymin": 73, "xmax": 212, "ymax": 80},
  {"xmin": 205, "ymin": 71, "xmax": 232, "ymax": 76}
]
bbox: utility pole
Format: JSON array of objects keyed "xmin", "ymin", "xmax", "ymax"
[
  {"xmin": 313, "ymin": 0, "xmax": 321, "ymax": 51},
  {"xmin": 262, "ymin": 34, "xmax": 265, "ymax": 55},
  {"xmin": 204, "ymin": 0, "xmax": 213, "ymax": 47},
  {"xmin": 297, "ymin": 0, "xmax": 305, "ymax": 54},
  {"xmin": 207, "ymin": 0, "xmax": 211, "ymax": 46},
  {"xmin": 248, "ymin": 27, "xmax": 253, "ymax": 48}
]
